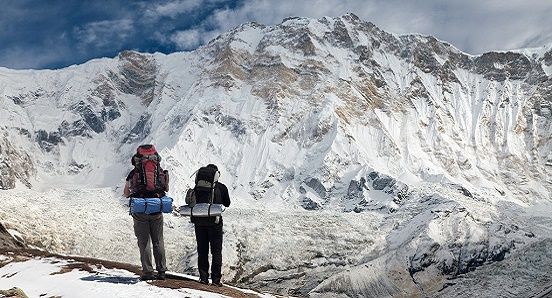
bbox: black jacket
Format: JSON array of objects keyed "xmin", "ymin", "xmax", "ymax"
[{"xmin": 191, "ymin": 182, "xmax": 231, "ymax": 226}]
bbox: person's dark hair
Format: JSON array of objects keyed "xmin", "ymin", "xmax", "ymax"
[{"xmin": 206, "ymin": 164, "xmax": 218, "ymax": 171}]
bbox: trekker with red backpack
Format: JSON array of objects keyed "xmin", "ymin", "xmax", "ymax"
[{"xmin": 123, "ymin": 144, "xmax": 170, "ymax": 281}]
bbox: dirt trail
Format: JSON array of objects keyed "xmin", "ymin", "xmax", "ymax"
[{"xmin": 0, "ymin": 248, "xmax": 260, "ymax": 298}]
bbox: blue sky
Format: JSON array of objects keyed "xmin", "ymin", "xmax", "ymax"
[{"xmin": 1, "ymin": 0, "xmax": 551, "ymax": 69}]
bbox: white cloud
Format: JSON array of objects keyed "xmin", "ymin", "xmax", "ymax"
[
  {"xmin": 0, "ymin": 45, "xmax": 72, "ymax": 70},
  {"xmin": 180, "ymin": 0, "xmax": 552, "ymax": 54},
  {"xmin": 143, "ymin": 0, "xmax": 229, "ymax": 19},
  {"xmin": 145, "ymin": 0, "xmax": 203, "ymax": 18},
  {"xmin": 170, "ymin": 28, "xmax": 220, "ymax": 50},
  {"xmin": 171, "ymin": 29, "xmax": 202, "ymax": 49},
  {"xmin": 74, "ymin": 19, "xmax": 134, "ymax": 49}
]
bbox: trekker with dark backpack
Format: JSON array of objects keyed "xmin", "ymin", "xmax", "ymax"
[
  {"xmin": 185, "ymin": 164, "xmax": 231, "ymax": 286},
  {"xmin": 123, "ymin": 144, "xmax": 170, "ymax": 281}
]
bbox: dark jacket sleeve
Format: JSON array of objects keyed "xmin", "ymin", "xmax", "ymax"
[
  {"xmin": 124, "ymin": 170, "xmax": 134, "ymax": 198},
  {"xmin": 126, "ymin": 169, "xmax": 135, "ymax": 181},
  {"xmin": 219, "ymin": 183, "xmax": 231, "ymax": 207}
]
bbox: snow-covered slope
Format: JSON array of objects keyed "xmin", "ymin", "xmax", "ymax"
[
  {"xmin": 0, "ymin": 13, "xmax": 551, "ymax": 297},
  {"xmin": 1, "ymin": 14, "xmax": 550, "ymax": 204}
]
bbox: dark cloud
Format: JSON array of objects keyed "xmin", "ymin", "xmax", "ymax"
[{"xmin": 0, "ymin": 0, "xmax": 551, "ymax": 69}]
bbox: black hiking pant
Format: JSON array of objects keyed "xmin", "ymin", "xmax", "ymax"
[{"xmin": 194, "ymin": 223, "xmax": 223, "ymax": 282}]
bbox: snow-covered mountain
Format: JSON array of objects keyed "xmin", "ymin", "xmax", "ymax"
[{"xmin": 0, "ymin": 13, "xmax": 551, "ymax": 297}]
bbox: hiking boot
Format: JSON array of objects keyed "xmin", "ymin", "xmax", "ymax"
[
  {"xmin": 212, "ymin": 280, "xmax": 223, "ymax": 287},
  {"xmin": 156, "ymin": 271, "xmax": 166, "ymax": 280},
  {"xmin": 198, "ymin": 279, "xmax": 209, "ymax": 285},
  {"xmin": 139, "ymin": 273, "xmax": 155, "ymax": 281}
]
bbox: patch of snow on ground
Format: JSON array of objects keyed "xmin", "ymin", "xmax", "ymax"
[{"xmin": 0, "ymin": 258, "xmax": 229, "ymax": 298}]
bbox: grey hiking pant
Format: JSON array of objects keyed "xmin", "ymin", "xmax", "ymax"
[{"xmin": 132, "ymin": 213, "xmax": 167, "ymax": 274}]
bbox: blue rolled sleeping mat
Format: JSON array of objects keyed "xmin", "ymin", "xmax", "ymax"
[
  {"xmin": 179, "ymin": 203, "xmax": 224, "ymax": 217},
  {"xmin": 130, "ymin": 196, "xmax": 174, "ymax": 214}
]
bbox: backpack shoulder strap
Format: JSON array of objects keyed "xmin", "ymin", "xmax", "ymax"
[
  {"xmin": 210, "ymin": 182, "xmax": 217, "ymax": 204},
  {"xmin": 207, "ymin": 182, "xmax": 217, "ymax": 216}
]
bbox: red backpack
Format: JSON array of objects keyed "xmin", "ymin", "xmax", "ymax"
[{"xmin": 129, "ymin": 144, "xmax": 169, "ymax": 197}]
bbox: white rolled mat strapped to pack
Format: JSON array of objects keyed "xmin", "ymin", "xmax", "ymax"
[{"xmin": 179, "ymin": 203, "xmax": 225, "ymax": 217}]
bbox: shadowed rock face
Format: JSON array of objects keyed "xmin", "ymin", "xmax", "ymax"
[
  {"xmin": 474, "ymin": 52, "xmax": 534, "ymax": 81},
  {"xmin": 203, "ymin": 106, "xmax": 247, "ymax": 139},
  {"xmin": 72, "ymin": 101, "xmax": 106, "ymax": 134},
  {"xmin": 305, "ymin": 178, "xmax": 327, "ymax": 199},
  {"xmin": 298, "ymin": 178, "xmax": 327, "ymax": 210},
  {"xmin": 35, "ymin": 130, "xmax": 64, "ymax": 152},
  {"xmin": 0, "ymin": 134, "xmax": 34, "ymax": 189},
  {"xmin": 0, "ymin": 222, "xmax": 25, "ymax": 249},
  {"xmin": 300, "ymin": 196, "xmax": 322, "ymax": 210},
  {"xmin": 543, "ymin": 49, "xmax": 552, "ymax": 66},
  {"xmin": 344, "ymin": 171, "xmax": 409, "ymax": 213},
  {"xmin": 124, "ymin": 113, "xmax": 152, "ymax": 143},
  {"xmin": 323, "ymin": 19, "xmax": 354, "ymax": 49},
  {"xmin": 92, "ymin": 81, "xmax": 122, "ymax": 122},
  {"xmin": 111, "ymin": 51, "xmax": 159, "ymax": 105}
]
